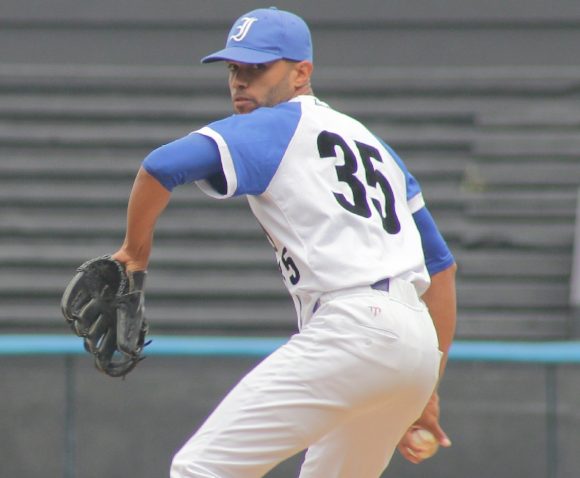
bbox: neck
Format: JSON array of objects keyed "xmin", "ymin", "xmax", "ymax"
[{"xmin": 295, "ymin": 84, "xmax": 314, "ymax": 97}]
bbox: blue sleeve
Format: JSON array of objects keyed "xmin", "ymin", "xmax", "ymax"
[
  {"xmin": 142, "ymin": 133, "xmax": 223, "ymax": 191},
  {"xmin": 205, "ymin": 102, "xmax": 302, "ymax": 195},
  {"xmin": 413, "ymin": 207, "xmax": 455, "ymax": 275}
]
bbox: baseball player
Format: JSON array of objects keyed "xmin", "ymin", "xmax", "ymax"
[{"xmin": 111, "ymin": 7, "xmax": 457, "ymax": 477}]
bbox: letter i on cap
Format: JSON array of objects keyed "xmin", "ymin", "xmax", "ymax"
[{"xmin": 201, "ymin": 7, "xmax": 313, "ymax": 64}]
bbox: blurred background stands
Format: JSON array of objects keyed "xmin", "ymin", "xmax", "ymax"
[
  {"xmin": 1, "ymin": 2, "xmax": 580, "ymax": 477},
  {"xmin": 0, "ymin": 0, "xmax": 579, "ymax": 339}
]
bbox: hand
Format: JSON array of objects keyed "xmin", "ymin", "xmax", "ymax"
[
  {"xmin": 397, "ymin": 392, "xmax": 452, "ymax": 464},
  {"xmin": 111, "ymin": 249, "xmax": 147, "ymax": 272}
]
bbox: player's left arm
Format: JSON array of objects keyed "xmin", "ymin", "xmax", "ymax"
[
  {"xmin": 112, "ymin": 167, "xmax": 172, "ymax": 271},
  {"xmin": 113, "ymin": 133, "xmax": 223, "ymax": 270},
  {"xmin": 113, "ymin": 110, "xmax": 292, "ymax": 267}
]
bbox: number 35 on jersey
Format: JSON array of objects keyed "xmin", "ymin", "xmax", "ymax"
[{"xmin": 318, "ymin": 130, "xmax": 401, "ymax": 235}]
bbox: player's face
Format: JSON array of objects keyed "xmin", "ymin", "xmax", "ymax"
[{"xmin": 227, "ymin": 60, "xmax": 302, "ymax": 114}]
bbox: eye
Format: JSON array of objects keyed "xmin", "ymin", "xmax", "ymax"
[
  {"xmin": 252, "ymin": 63, "xmax": 268, "ymax": 71},
  {"xmin": 227, "ymin": 63, "xmax": 238, "ymax": 73}
]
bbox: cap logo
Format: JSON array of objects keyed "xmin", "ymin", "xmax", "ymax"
[{"xmin": 229, "ymin": 17, "xmax": 258, "ymax": 42}]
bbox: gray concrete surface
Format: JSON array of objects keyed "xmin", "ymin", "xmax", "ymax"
[{"xmin": 1, "ymin": 356, "xmax": 579, "ymax": 478}]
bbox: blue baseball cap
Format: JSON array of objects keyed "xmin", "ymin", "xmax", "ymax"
[{"xmin": 201, "ymin": 7, "xmax": 313, "ymax": 64}]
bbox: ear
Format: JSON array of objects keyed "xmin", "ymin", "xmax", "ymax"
[{"xmin": 293, "ymin": 61, "xmax": 314, "ymax": 90}]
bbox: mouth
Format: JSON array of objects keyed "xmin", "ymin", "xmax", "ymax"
[{"xmin": 232, "ymin": 95, "xmax": 256, "ymax": 112}]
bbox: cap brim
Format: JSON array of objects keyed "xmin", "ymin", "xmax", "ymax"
[{"xmin": 201, "ymin": 47, "xmax": 282, "ymax": 64}]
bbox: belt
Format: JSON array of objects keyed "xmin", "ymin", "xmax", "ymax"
[
  {"xmin": 371, "ymin": 277, "xmax": 390, "ymax": 293},
  {"xmin": 313, "ymin": 278, "xmax": 390, "ymax": 314}
]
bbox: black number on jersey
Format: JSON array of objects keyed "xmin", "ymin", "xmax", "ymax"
[
  {"xmin": 281, "ymin": 247, "xmax": 300, "ymax": 285},
  {"xmin": 257, "ymin": 223, "xmax": 302, "ymax": 286},
  {"xmin": 317, "ymin": 131, "xmax": 401, "ymax": 234},
  {"xmin": 317, "ymin": 132, "xmax": 371, "ymax": 218}
]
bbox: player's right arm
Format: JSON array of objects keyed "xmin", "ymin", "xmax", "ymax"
[
  {"xmin": 378, "ymin": 137, "xmax": 458, "ymax": 461},
  {"xmin": 423, "ymin": 260, "xmax": 457, "ymax": 384},
  {"xmin": 396, "ymin": 206, "xmax": 457, "ymax": 463},
  {"xmin": 397, "ymin": 260, "xmax": 456, "ymax": 463},
  {"xmin": 411, "ymin": 205, "xmax": 457, "ymax": 373}
]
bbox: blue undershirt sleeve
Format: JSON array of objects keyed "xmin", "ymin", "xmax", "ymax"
[
  {"xmin": 142, "ymin": 133, "xmax": 223, "ymax": 191},
  {"xmin": 413, "ymin": 206, "xmax": 455, "ymax": 275}
]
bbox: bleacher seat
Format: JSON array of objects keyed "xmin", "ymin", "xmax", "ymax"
[{"xmin": 1, "ymin": 1, "xmax": 580, "ymax": 339}]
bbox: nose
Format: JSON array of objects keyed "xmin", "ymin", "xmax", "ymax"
[{"xmin": 230, "ymin": 69, "xmax": 248, "ymax": 89}]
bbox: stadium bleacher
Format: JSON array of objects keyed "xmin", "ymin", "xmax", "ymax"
[
  {"xmin": 2, "ymin": 3, "xmax": 580, "ymax": 478},
  {"xmin": 0, "ymin": 62, "xmax": 578, "ymax": 339}
]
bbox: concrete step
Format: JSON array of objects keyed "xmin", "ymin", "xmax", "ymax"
[
  {"xmin": 5, "ymin": 0, "xmax": 580, "ymax": 24},
  {"xmin": 0, "ymin": 264, "xmax": 567, "ymax": 310},
  {"xmin": 465, "ymin": 161, "xmax": 580, "ymax": 189},
  {"xmin": 0, "ymin": 94, "xmax": 231, "ymax": 122},
  {"xmin": 0, "ymin": 298, "xmax": 296, "ymax": 333},
  {"xmin": 477, "ymin": 101, "xmax": 580, "ymax": 128},
  {"xmin": 0, "ymin": 179, "xmax": 466, "ymax": 213},
  {"xmin": 0, "ymin": 240, "xmax": 274, "ymax": 269},
  {"xmin": 0, "ymin": 271, "xmax": 569, "ymax": 339},
  {"xmin": 0, "ymin": 207, "xmax": 263, "ymax": 239},
  {"xmin": 0, "ymin": 118, "xmax": 477, "ymax": 150},
  {"xmin": 464, "ymin": 190, "xmax": 578, "ymax": 219},
  {"xmin": 0, "ymin": 179, "xmax": 248, "ymax": 208},
  {"xmin": 460, "ymin": 220, "xmax": 574, "ymax": 250},
  {"xmin": 6, "ymin": 92, "xmax": 580, "ymax": 131},
  {"xmin": 0, "ymin": 267, "xmax": 287, "ymax": 298},
  {"xmin": 474, "ymin": 132, "xmax": 580, "ymax": 157},
  {"xmin": 455, "ymin": 249, "xmax": 570, "ymax": 279},
  {"xmin": 457, "ymin": 310, "xmax": 570, "ymax": 340},
  {"xmin": 457, "ymin": 279, "xmax": 569, "ymax": 310},
  {"xmin": 2, "ymin": 64, "xmax": 580, "ymax": 95}
]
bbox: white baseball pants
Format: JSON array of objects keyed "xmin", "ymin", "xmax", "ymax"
[{"xmin": 171, "ymin": 279, "xmax": 441, "ymax": 478}]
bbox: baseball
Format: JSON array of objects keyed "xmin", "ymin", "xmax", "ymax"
[{"xmin": 408, "ymin": 428, "xmax": 439, "ymax": 460}]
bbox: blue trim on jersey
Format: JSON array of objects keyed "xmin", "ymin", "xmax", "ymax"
[
  {"xmin": 374, "ymin": 137, "xmax": 422, "ymax": 201},
  {"xmin": 413, "ymin": 207, "xmax": 455, "ymax": 275},
  {"xmin": 205, "ymin": 102, "xmax": 302, "ymax": 195},
  {"xmin": 374, "ymin": 136, "xmax": 454, "ymax": 275},
  {"xmin": 142, "ymin": 133, "xmax": 222, "ymax": 192}
]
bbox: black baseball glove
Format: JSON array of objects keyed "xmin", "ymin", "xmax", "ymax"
[{"xmin": 61, "ymin": 255, "xmax": 149, "ymax": 378}]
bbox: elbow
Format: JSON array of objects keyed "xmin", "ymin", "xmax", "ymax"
[
  {"xmin": 142, "ymin": 147, "xmax": 174, "ymax": 192},
  {"xmin": 426, "ymin": 257, "xmax": 457, "ymax": 278},
  {"xmin": 142, "ymin": 147, "xmax": 164, "ymax": 180},
  {"xmin": 434, "ymin": 261, "xmax": 458, "ymax": 280},
  {"xmin": 446, "ymin": 261, "xmax": 458, "ymax": 275}
]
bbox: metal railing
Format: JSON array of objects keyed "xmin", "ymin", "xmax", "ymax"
[{"xmin": 2, "ymin": 335, "xmax": 580, "ymax": 478}]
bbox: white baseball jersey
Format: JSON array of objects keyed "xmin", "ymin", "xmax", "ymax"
[
  {"xmin": 196, "ymin": 95, "xmax": 430, "ymax": 326},
  {"xmin": 170, "ymin": 94, "xmax": 443, "ymax": 478}
]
